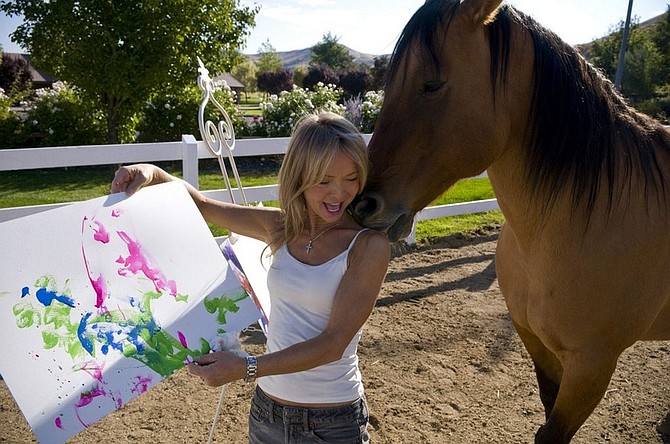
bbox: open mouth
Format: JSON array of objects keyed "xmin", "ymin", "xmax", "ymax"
[{"xmin": 325, "ymin": 202, "xmax": 343, "ymax": 215}]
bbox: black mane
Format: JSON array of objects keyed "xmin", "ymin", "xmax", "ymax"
[{"xmin": 388, "ymin": 0, "xmax": 669, "ymax": 218}]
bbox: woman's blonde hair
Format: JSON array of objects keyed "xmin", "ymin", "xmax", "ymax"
[{"xmin": 272, "ymin": 111, "xmax": 369, "ymax": 250}]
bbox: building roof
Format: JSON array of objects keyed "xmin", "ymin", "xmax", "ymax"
[
  {"xmin": 2, "ymin": 53, "xmax": 55, "ymax": 87},
  {"xmin": 213, "ymin": 72, "xmax": 245, "ymax": 89}
]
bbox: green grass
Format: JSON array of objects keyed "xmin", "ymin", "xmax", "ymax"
[
  {"xmin": 415, "ymin": 177, "xmax": 505, "ymax": 242},
  {"xmin": 238, "ymin": 94, "xmax": 263, "ymax": 117},
  {"xmin": 0, "ymin": 164, "xmax": 504, "ymax": 242},
  {"xmin": 0, "ymin": 167, "xmax": 115, "ymax": 207}
]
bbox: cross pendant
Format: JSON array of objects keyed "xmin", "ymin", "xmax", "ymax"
[{"xmin": 306, "ymin": 240, "xmax": 313, "ymax": 253}]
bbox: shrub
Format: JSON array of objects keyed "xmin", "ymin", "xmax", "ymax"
[
  {"xmin": 339, "ymin": 69, "xmax": 370, "ymax": 100},
  {"xmin": 344, "ymin": 90, "xmax": 384, "ymax": 134},
  {"xmin": 360, "ymin": 90, "xmax": 384, "ymax": 133},
  {"xmin": 1, "ymin": 81, "xmax": 106, "ymax": 148},
  {"xmin": 259, "ymin": 83, "xmax": 345, "ymax": 137},
  {"xmin": 0, "ymin": 87, "xmax": 11, "ymax": 120},
  {"xmin": 302, "ymin": 64, "xmax": 339, "ymax": 91},
  {"xmin": 257, "ymin": 69, "xmax": 293, "ymax": 95},
  {"xmin": 0, "ymin": 87, "xmax": 22, "ymax": 147},
  {"xmin": 135, "ymin": 82, "xmax": 250, "ymax": 143}
]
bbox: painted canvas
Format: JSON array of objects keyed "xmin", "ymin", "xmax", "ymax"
[
  {"xmin": 221, "ymin": 233, "xmax": 271, "ymax": 335},
  {"xmin": 0, "ymin": 181, "xmax": 264, "ymax": 444}
]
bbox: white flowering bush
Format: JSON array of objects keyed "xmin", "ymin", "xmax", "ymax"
[
  {"xmin": 0, "ymin": 87, "xmax": 11, "ymax": 119},
  {"xmin": 0, "ymin": 81, "xmax": 106, "ymax": 148},
  {"xmin": 0, "ymin": 87, "xmax": 21, "ymax": 146},
  {"xmin": 259, "ymin": 83, "xmax": 345, "ymax": 137},
  {"xmin": 359, "ymin": 90, "xmax": 384, "ymax": 134},
  {"xmin": 136, "ymin": 83, "xmax": 250, "ymax": 143}
]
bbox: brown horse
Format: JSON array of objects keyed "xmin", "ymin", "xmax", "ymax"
[{"xmin": 352, "ymin": 0, "xmax": 670, "ymax": 442}]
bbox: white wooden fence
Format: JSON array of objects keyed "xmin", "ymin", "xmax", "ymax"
[{"xmin": 0, "ymin": 135, "xmax": 499, "ymax": 244}]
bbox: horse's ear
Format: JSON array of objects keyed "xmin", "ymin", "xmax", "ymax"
[{"xmin": 459, "ymin": 0, "xmax": 503, "ymax": 26}]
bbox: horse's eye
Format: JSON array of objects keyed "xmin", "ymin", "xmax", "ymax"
[{"xmin": 421, "ymin": 81, "xmax": 446, "ymax": 96}]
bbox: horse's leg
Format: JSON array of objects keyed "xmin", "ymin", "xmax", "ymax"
[
  {"xmin": 512, "ymin": 322, "xmax": 562, "ymax": 419},
  {"xmin": 497, "ymin": 227, "xmax": 564, "ymax": 419},
  {"xmin": 534, "ymin": 351, "xmax": 619, "ymax": 444}
]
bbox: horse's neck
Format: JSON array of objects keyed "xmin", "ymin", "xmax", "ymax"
[
  {"xmin": 488, "ymin": 134, "xmax": 670, "ymax": 252},
  {"xmin": 487, "ymin": 153, "xmax": 585, "ymax": 245}
]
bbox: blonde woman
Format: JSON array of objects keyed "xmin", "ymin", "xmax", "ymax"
[{"xmin": 111, "ymin": 111, "xmax": 390, "ymax": 443}]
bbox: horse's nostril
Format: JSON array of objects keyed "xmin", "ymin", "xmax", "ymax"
[{"xmin": 353, "ymin": 193, "xmax": 383, "ymax": 220}]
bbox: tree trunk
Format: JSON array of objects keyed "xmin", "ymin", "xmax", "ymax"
[{"xmin": 104, "ymin": 96, "xmax": 120, "ymax": 144}]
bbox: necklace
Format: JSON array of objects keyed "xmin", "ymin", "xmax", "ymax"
[{"xmin": 305, "ymin": 221, "xmax": 343, "ymax": 253}]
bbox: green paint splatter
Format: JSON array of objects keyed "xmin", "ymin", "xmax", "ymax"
[
  {"xmin": 14, "ymin": 275, "xmax": 248, "ymax": 377},
  {"xmin": 203, "ymin": 288, "xmax": 248, "ymax": 326}
]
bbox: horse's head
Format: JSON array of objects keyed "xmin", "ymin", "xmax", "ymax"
[{"xmin": 353, "ymin": 0, "xmax": 532, "ymax": 241}]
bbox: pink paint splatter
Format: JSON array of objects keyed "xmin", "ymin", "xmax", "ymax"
[
  {"xmin": 90, "ymin": 274, "xmax": 109, "ymax": 310},
  {"xmin": 78, "ymin": 360, "xmax": 105, "ymax": 382},
  {"xmin": 55, "ymin": 416, "xmax": 64, "ymax": 430},
  {"xmin": 91, "ymin": 220, "xmax": 110, "ymax": 244},
  {"xmin": 130, "ymin": 375, "xmax": 153, "ymax": 394},
  {"xmin": 71, "ymin": 381, "xmax": 124, "ymax": 427},
  {"xmin": 75, "ymin": 385, "xmax": 107, "ymax": 409},
  {"xmin": 116, "ymin": 231, "xmax": 178, "ymax": 297},
  {"xmin": 74, "ymin": 384, "xmax": 107, "ymax": 427},
  {"xmin": 178, "ymin": 331, "xmax": 188, "ymax": 348},
  {"xmin": 115, "ymin": 395, "xmax": 123, "ymax": 409},
  {"xmin": 178, "ymin": 331, "xmax": 192, "ymax": 364},
  {"xmin": 111, "ymin": 209, "xmax": 122, "ymax": 217},
  {"xmin": 81, "ymin": 218, "xmax": 111, "ymax": 313}
]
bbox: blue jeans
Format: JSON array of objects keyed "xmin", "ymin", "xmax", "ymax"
[{"xmin": 248, "ymin": 386, "xmax": 370, "ymax": 444}]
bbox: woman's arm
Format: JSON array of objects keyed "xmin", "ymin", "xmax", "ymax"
[
  {"xmin": 111, "ymin": 163, "xmax": 282, "ymax": 243},
  {"xmin": 187, "ymin": 229, "xmax": 390, "ymax": 386}
]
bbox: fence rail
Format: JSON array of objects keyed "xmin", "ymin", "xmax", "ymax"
[{"xmin": 0, "ymin": 135, "xmax": 499, "ymax": 244}]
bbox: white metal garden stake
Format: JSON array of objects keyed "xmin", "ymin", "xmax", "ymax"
[{"xmin": 196, "ymin": 56, "xmax": 251, "ymax": 444}]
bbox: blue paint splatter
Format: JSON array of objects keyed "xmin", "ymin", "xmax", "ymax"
[
  {"xmin": 35, "ymin": 287, "xmax": 76, "ymax": 308},
  {"xmin": 21, "ymin": 286, "xmax": 30, "ymax": 298},
  {"xmin": 78, "ymin": 313, "xmax": 94, "ymax": 355}
]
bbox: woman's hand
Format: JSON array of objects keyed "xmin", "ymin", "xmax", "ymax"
[
  {"xmin": 111, "ymin": 163, "xmax": 173, "ymax": 196},
  {"xmin": 187, "ymin": 351, "xmax": 247, "ymax": 387}
]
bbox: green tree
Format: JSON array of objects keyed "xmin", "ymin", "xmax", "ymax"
[
  {"xmin": 232, "ymin": 58, "xmax": 258, "ymax": 100},
  {"xmin": 589, "ymin": 17, "xmax": 661, "ymax": 102},
  {"xmin": 292, "ymin": 64, "xmax": 308, "ymax": 88},
  {"xmin": 589, "ymin": 19, "xmax": 640, "ymax": 78},
  {"xmin": 0, "ymin": 52, "xmax": 32, "ymax": 94},
  {"xmin": 310, "ymin": 32, "xmax": 354, "ymax": 71},
  {"xmin": 1, "ymin": 0, "xmax": 258, "ymax": 143},
  {"xmin": 650, "ymin": 6, "xmax": 670, "ymax": 86},
  {"xmin": 256, "ymin": 40, "xmax": 283, "ymax": 73},
  {"xmin": 370, "ymin": 55, "xmax": 389, "ymax": 90},
  {"xmin": 588, "ymin": 10, "xmax": 670, "ymax": 121}
]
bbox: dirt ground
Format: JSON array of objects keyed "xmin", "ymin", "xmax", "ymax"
[{"xmin": 2, "ymin": 228, "xmax": 669, "ymax": 444}]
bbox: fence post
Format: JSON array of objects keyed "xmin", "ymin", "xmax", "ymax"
[
  {"xmin": 404, "ymin": 219, "xmax": 417, "ymax": 246},
  {"xmin": 181, "ymin": 134, "xmax": 199, "ymax": 189}
]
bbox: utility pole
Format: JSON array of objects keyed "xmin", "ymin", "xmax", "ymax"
[{"xmin": 614, "ymin": 0, "xmax": 634, "ymax": 91}]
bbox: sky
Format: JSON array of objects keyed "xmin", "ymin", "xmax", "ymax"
[{"xmin": 1, "ymin": 0, "xmax": 668, "ymax": 56}]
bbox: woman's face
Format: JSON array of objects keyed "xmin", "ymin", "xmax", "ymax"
[{"xmin": 303, "ymin": 151, "xmax": 361, "ymax": 224}]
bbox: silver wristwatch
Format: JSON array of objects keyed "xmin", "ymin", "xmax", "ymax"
[{"xmin": 245, "ymin": 355, "xmax": 258, "ymax": 383}]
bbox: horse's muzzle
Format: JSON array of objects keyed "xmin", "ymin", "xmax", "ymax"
[{"xmin": 352, "ymin": 192, "xmax": 414, "ymax": 242}]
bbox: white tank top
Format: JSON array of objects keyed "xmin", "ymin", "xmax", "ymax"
[{"xmin": 258, "ymin": 229, "xmax": 369, "ymax": 404}]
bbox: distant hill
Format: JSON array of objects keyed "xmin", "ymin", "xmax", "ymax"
[
  {"xmin": 245, "ymin": 46, "xmax": 379, "ymax": 71},
  {"xmin": 246, "ymin": 11, "xmax": 668, "ymax": 70}
]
